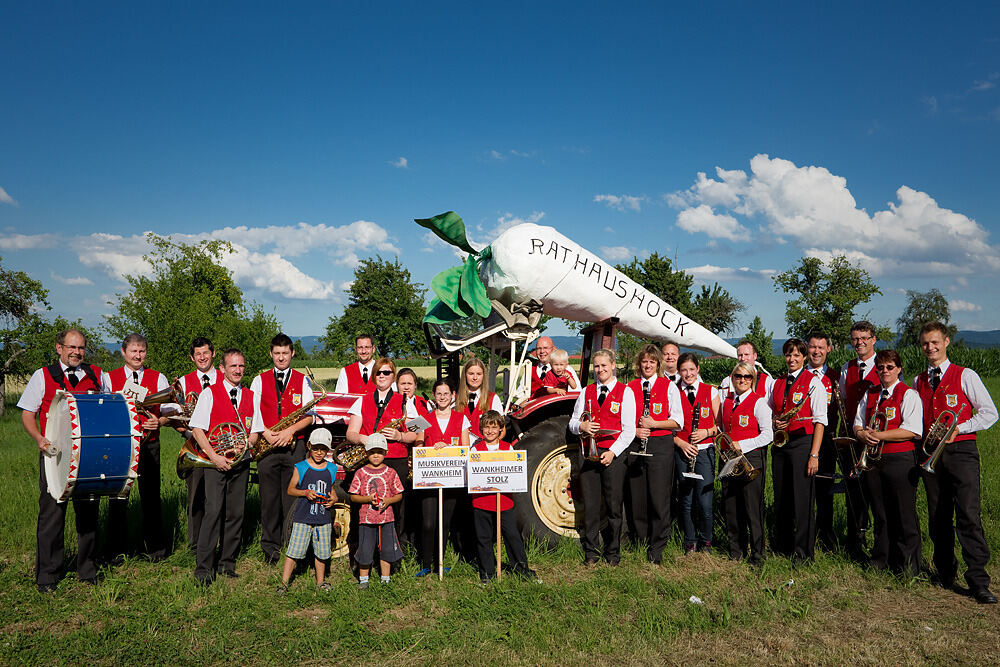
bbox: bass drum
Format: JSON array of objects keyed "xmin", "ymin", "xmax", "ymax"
[{"xmin": 43, "ymin": 391, "xmax": 141, "ymax": 502}]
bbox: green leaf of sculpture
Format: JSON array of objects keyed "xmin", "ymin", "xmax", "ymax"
[
  {"xmin": 414, "ymin": 211, "xmax": 478, "ymax": 255},
  {"xmin": 429, "ymin": 265, "xmax": 475, "ymax": 319},
  {"xmin": 460, "ymin": 255, "xmax": 491, "ymax": 317},
  {"xmin": 423, "ymin": 297, "xmax": 464, "ymax": 324}
]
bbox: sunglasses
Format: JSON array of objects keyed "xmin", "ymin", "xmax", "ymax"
[
  {"xmin": 732, "ymin": 373, "xmax": 754, "ymax": 380},
  {"xmin": 875, "ymin": 364, "xmax": 897, "ymax": 371},
  {"xmin": 375, "ymin": 370, "xmax": 393, "ymax": 376}
]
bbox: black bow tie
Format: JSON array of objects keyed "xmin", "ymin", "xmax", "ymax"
[
  {"xmin": 597, "ymin": 385, "xmax": 608, "ymax": 406},
  {"xmin": 469, "ymin": 392, "xmax": 478, "ymax": 406},
  {"xmin": 202, "ymin": 374, "xmax": 211, "ymax": 389},
  {"xmin": 132, "ymin": 370, "xmax": 140, "ymax": 384},
  {"xmin": 229, "ymin": 388, "xmax": 238, "ymax": 409}
]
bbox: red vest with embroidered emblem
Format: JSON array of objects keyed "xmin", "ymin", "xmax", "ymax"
[
  {"xmin": 37, "ymin": 364, "xmax": 104, "ymax": 433},
  {"xmin": 257, "ymin": 369, "xmax": 307, "ymax": 427},
  {"xmin": 207, "ymin": 382, "xmax": 255, "ymax": 435},
  {"xmin": 915, "ymin": 363, "xmax": 976, "ymax": 444},
  {"xmin": 844, "ymin": 358, "xmax": 878, "ymax": 426},
  {"xmin": 108, "ymin": 366, "xmax": 163, "ymax": 434},
  {"xmin": 628, "ymin": 376, "xmax": 674, "ymax": 437},
  {"xmin": 583, "ymin": 382, "xmax": 627, "ymax": 449},
  {"xmin": 772, "ymin": 370, "xmax": 815, "ymax": 436},
  {"xmin": 360, "ymin": 390, "xmax": 407, "ymax": 458},
  {"xmin": 863, "ymin": 382, "xmax": 916, "ymax": 453},
  {"xmin": 464, "ymin": 391, "xmax": 498, "ymax": 439},
  {"xmin": 423, "ymin": 410, "xmax": 466, "ymax": 447},
  {"xmin": 343, "ymin": 362, "xmax": 375, "ymax": 394},
  {"xmin": 677, "ymin": 382, "xmax": 716, "ymax": 443},
  {"xmin": 722, "ymin": 393, "xmax": 762, "ymax": 441}
]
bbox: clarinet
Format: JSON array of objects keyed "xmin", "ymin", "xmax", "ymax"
[
  {"xmin": 630, "ymin": 384, "xmax": 653, "ymax": 458},
  {"xmin": 682, "ymin": 401, "xmax": 704, "ymax": 480}
]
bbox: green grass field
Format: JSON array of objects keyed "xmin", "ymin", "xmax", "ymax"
[{"xmin": 2, "ymin": 382, "xmax": 999, "ymax": 665}]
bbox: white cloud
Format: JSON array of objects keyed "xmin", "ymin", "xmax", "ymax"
[
  {"xmin": 923, "ymin": 95, "xmax": 939, "ymax": 115},
  {"xmin": 594, "ymin": 194, "xmax": 645, "ymax": 212},
  {"xmin": 669, "ymin": 154, "xmax": 1000, "ymax": 276},
  {"xmin": 389, "ymin": 157, "xmax": 408, "ymax": 169},
  {"xmin": 0, "ymin": 186, "xmax": 17, "ymax": 207},
  {"xmin": 598, "ymin": 246, "xmax": 649, "ymax": 262},
  {"xmin": 50, "ymin": 272, "xmax": 93, "ymax": 286},
  {"xmin": 0, "ymin": 232, "xmax": 57, "ymax": 249},
  {"xmin": 676, "ymin": 205, "xmax": 750, "ymax": 242},
  {"xmin": 220, "ymin": 245, "xmax": 337, "ymax": 300},
  {"xmin": 603, "ymin": 226, "xmax": 615, "ymax": 234},
  {"xmin": 489, "ymin": 150, "xmax": 505, "ymax": 160},
  {"xmin": 970, "ymin": 72, "xmax": 999, "ymax": 92},
  {"xmin": 684, "ymin": 264, "xmax": 776, "ymax": 282},
  {"xmin": 950, "ymin": 299, "xmax": 982, "ymax": 312}
]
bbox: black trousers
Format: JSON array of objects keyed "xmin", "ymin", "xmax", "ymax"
[
  {"xmin": 838, "ymin": 440, "xmax": 870, "ymax": 557},
  {"xmin": 863, "ymin": 450, "xmax": 921, "ymax": 575},
  {"xmin": 625, "ymin": 435, "xmax": 675, "ymax": 561},
  {"xmin": 185, "ymin": 447, "xmax": 206, "ymax": 550},
  {"xmin": 384, "ymin": 457, "xmax": 414, "ymax": 550},
  {"xmin": 919, "ymin": 440, "xmax": 992, "ymax": 590},
  {"xmin": 771, "ymin": 433, "xmax": 816, "ymax": 560},
  {"xmin": 257, "ymin": 438, "xmax": 306, "ymax": 560},
  {"xmin": 108, "ymin": 436, "xmax": 165, "ymax": 558},
  {"xmin": 420, "ymin": 488, "xmax": 459, "ymax": 569},
  {"xmin": 814, "ymin": 435, "xmax": 837, "ymax": 549},
  {"xmin": 35, "ymin": 453, "xmax": 99, "ymax": 585},
  {"xmin": 723, "ymin": 447, "xmax": 767, "ymax": 563},
  {"xmin": 579, "ymin": 450, "xmax": 627, "ymax": 562},
  {"xmin": 195, "ymin": 461, "xmax": 250, "ymax": 580},
  {"xmin": 473, "ymin": 506, "xmax": 529, "ymax": 577}
]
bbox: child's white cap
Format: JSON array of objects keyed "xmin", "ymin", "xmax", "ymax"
[
  {"xmin": 308, "ymin": 429, "xmax": 333, "ymax": 449},
  {"xmin": 365, "ymin": 433, "xmax": 388, "ymax": 452}
]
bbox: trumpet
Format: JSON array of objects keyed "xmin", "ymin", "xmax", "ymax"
[
  {"xmin": 166, "ymin": 378, "xmax": 199, "ymax": 425},
  {"xmin": 253, "ymin": 368, "xmax": 328, "ymax": 460},
  {"xmin": 578, "ymin": 411, "xmax": 601, "ymax": 462},
  {"xmin": 849, "ymin": 409, "xmax": 887, "ymax": 479},
  {"xmin": 716, "ymin": 432, "xmax": 761, "ymax": 482},
  {"xmin": 773, "ymin": 387, "xmax": 814, "ymax": 448},
  {"xmin": 920, "ymin": 403, "xmax": 967, "ymax": 474}
]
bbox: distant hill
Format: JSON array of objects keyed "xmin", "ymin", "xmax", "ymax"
[{"xmin": 956, "ymin": 330, "xmax": 1000, "ymax": 348}]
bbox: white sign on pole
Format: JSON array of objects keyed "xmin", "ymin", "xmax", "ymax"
[
  {"xmin": 411, "ymin": 446, "xmax": 468, "ymax": 489},
  {"xmin": 467, "ymin": 450, "xmax": 528, "ymax": 494}
]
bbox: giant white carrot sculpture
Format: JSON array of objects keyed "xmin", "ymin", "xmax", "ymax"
[{"xmin": 417, "ymin": 212, "xmax": 737, "ymax": 358}]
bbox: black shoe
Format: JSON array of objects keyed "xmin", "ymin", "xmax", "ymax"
[
  {"xmin": 145, "ymin": 551, "xmax": 167, "ymax": 563},
  {"xmin": 37, "ymin": 583, "xmax": 57, "ymax": 594},
  {"xmin": 647, "ymin": 556, "xmax": 661, "ymax": 565},
  {"xmin": 195, "ymin": 575, "xmax": 214, "ymax": 587},
  {"xmin": 263, "ymin": 553, "xmax": 280, "ymax": 566},
  {"xmin": 583, "ymin": 558, "xmax": 599, "ymax": 567},
  {"xmin": 80, "ymin": 577, "xmax": 98, "ymax": 586},
  {"xmin": 605, "ymin": 558, "xmax": 620, "ymax": 567},
  {"xmin": 222, "ymin": 570, "xmax": 239, "ymax": 579},
  {"xmin": 973, "ymin": 588, "xmax": 998, "ymax": 604}
]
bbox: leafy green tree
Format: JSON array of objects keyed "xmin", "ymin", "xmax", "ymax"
[
  {"xmin": 690, "ymin": 284, "xmax": 745, "ymax": 335},
  {"xmin": 323, "ymin": 256, "xmax": 427, "ymax": 361},
  {"xmin": 896, "ymin": 289, "xmax": 958, "ymax": 347},
  {"xmin": 104, "ymin": 234, "xmax": 280, "ymax": 381},
  {"xmin": 744, "ymin": 315, "xmax": 781, "ymax": 374},
  {"xmin": 292, "ymin": 338, "xmax": 309, "ymax": 360},
  {"xmin": 773, "ymin": 255, "xmax": 890, "ymax": 348}
]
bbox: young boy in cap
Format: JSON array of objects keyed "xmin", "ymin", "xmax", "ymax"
[
  {"xmin": 277, "ymin": 429, "xmax": 338, "ymax": 593},
  {"xmin": 349, "ymin": 434, "xmax": 405, "ymax": 589}
]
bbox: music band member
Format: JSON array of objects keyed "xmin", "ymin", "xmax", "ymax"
[
  {"xmin": 102, "ymin": 333, "xmax": 173, "ymax": 561},
  {"xmin": 569, "ymin": 348, "xmax": 637, "ymax": 566},
  {"xmin": 719, "ymin": 340, "xmax": 774, "ymax": 398},
  {"xmin": 415, "ymin": 379, "xmax": 471, "ymax": 577},
  {"xmin": 720, "ymin": 362, "xmax": 773, "ymax": 565},
  {"xmin": 625, "ymin": 344, "xmax": 682, "ymax": 563},
  {"xmin": 853, "ymin": 349, "xmax": 922, "ymax": 576},
  {"xmin": 915, "ymin": 322, "xmax": 998, "ymax": 604},
  {"xmin": 189, "ymin": 348, "xmax": 263, "ymax": 585},
  {"xmin": 176, "ymin": 337, "xmax": 218, "ymax": 550},
  {"xmin": 837, "ymin": 321, "xmax": 879, "ymax": 559},
  {"xmin": 531, "ymin": 336, "xmax": 581, "ymax": 397},
  {"xmin": 660, "ymin": 342, "xmax": 680, "ymax": 383},
  {"xmin": 457, "ymin": 357, "xmax": 504, "ymax": 443},
  {"xmin": 250, "ymin": 333, "xmax": 316, "ymax": 564},
  {"xmin": 335, "ymin": 334, "xmax": 378, "ymax": 394},
  {"xmin": 18, "ymin": 329, "xmax": 104, "ymax": 592},
  {"xmin": 806, "ymin": 331, "xmax": 841, "ymax": 552},
  {"xmin": 770, "ymin": 338, "xmax": 827, "ymax": 562},
  {"xmin": 674, "ymin": 352, "xmax": 720, "ymax": 554},
  {"xmin": 396, "ymin": 368, "xmax": 430, "ymax": 416}
]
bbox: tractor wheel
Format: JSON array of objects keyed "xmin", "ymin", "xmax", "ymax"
[{"xmin": 514, "ymin": 415, "xmax": 582, "ymax": 546}]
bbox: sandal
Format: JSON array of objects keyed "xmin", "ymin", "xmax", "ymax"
[
  {"xmin": 318, "ymin": 582, "xmax": 332, "ymax": 592},
  {"xmin": 276, "ymin": 584, "xmax": 288, "ymax": 595}
]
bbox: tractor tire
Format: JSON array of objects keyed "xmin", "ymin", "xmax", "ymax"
[{"xmin": 513, "ymin": 414, "xmax": 583, "ymax": 546}]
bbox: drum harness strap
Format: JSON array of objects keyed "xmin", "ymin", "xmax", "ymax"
[{"xmin": 47, "ymin": 362, "xmax": 100, "ymax": 392}]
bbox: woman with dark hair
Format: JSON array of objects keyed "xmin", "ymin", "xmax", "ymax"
[
  {"xmin": 397, "ymin": 368, "xmax": 430, "ymax": 416},
  {"xmin": 853, "ymin": 349, "xmax": 922, "ymax": 575}
]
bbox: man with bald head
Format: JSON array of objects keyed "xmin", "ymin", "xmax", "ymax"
[
  {"xmin": 661, "ymin": 343, "xmax": 680, "ymax": 383},
  {"xmin": 531, "ymin": 336, "xmax": 580, "ymax": 396}
]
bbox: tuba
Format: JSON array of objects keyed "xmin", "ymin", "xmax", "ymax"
[
  {"xmin": 920, "ymin": 403, "xmax": 966, "ymax": 474},
  {"xmin": 772, "ymin": 387, "xmax": 814, "ymax": 448},
  {"xmin": 849, "ymin": 409, "xmax": 887, "ymax": 479},
  {"xmin": 716, "ymin": 432, "xmax": 761, "ymax": 481},
  {"xmin": 253, "ymin": 368, "xmax": 328, "ymax": 460}
]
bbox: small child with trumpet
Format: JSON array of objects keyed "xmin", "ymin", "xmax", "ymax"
[
  {"xmin": 278, "ymin": 429, "xmax": 338, "ymax": 593},
  {"xmin": 349, "ymin": 434, "xmax": 405, "ymax": 590}
]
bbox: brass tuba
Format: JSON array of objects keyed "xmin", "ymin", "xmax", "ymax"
[
  {"xmin": 716, "ymin": 432, "xmax": 761, "ymax": 481},
  {"xmin": 176, "ymin": 422, "xmax": 252, "ymax": 476},
  {"xmin": 849, "ymin": 409, "xmax": 887, "ymax": 479},
  {"xmin": 920, "ymin": 403, "xmax": 966, "ymax": 474},
  {"xmin": 772, "ymin": 387, "xmax": 814, "ymax": 447},
  {"xmin": 253, "ymin": 367, "xmax": 328, "ymax": 461}
]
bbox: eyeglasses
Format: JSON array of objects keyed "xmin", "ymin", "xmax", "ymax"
[
  {"xmin": 375, "ymin": 370, "xmax": 393, "ymax": 376},
  {"xmin": 875, "ymin": 364, "xmax": 897, "ymax": 371},
  {"xmin": 732, "ymin": 373, "xmax": 754, "ymax": 381},
  {"xmin": 851, "ymin": 336, "xmax": 873, "ymax": 343}
]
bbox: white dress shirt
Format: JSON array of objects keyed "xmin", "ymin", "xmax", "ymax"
[
  {"xmin": 189, "ymin": 379, "xmax": 264, "ymax": 433},
  {"xmin": 916, "ymin": 359, "xmax": 998, "ymax": 435},
  {"xmin": 568, "ymin": 378, "xmax": 637, "ymax": 457}
]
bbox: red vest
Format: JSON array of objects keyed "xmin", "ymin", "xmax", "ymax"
[
  {"xmin": 257, "ymin": 369, "xmax": 307, "ymax": 429},
  {"xmin": 181, "ymin": 369, "xmax": 219, "ymax": 397},
  {"xmin": 206, "ymin": 382, "xmax": 255, "ymax": 435},
  {"xmin": 37, "ymin": 364, "xmax": 104, "ymax": 433},
  {"xmin": 915, "ymin": 363, "xmax": 976, "ymax": 444},
  {"xmin": 108, "ymin": 366, "xmax": 163, "ymax": 434},
  {"xmin": 583, "ymin": 382, "xmax": 627, "ymax": 449},
  {"xmin": 863, "ymin": 382, "xmax": 916, "ymax": 453},
  {"xmin": 628, "ymin": 376, "xmax": 674, "ymax": 437},
  {"xmin": 772, "ymin": 370, "xmax": 816, "ymax": 436},
  {"xmin": 753, "ymin": 373, "xmax": 769, "ymax": 397},
  {"xmin": 359, "ymin": 390, "xmax": 407, "ymax": 458},
  {"xmin": 423, "ymin": 410, "xmax": 466, "ymax": 447},
  {"xmin": 404, "ymin": 395, "xmax": 430, "ymax": 416},
  {"xmin": 722, "ymin": 392, "xmax": 762, "ymax": 442},
  {"xmin": 844, "ymin": 358, "xmax": 878, "ymax": 426},
  {"xmin": 677, "ymin": 382, "xmax": 717, "ymax": 443},
  {"xmin": 342, "ymin": 362, "xmax": 375, "ymax": 394},
  {"xmin": 470, "ymin": 440, "xmax": 514, "ymax": 511},
  {"xmin": 464, "ymin": 391, "xmax": 497, "ymax": 439}
]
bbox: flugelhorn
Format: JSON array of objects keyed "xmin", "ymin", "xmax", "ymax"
[
  {"xmin": 849, "ymin": 408, "xmax": 887, "ymax": 479},
  {"xmin": 920, "ymin": 403, "xmax": 967, "ymax": 474},
  {"xmin": 716, "ymin": 432, "xmax": 761, "ymax": 481},
  {"xmin": 253, "ymin": 367, "xmax": 328, "ymax": 460},
  {"xmin": 772, "ymin": 387, "xmax": 814, "ymax": 448}
]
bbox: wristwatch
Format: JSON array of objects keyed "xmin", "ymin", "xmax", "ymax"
[{"xmin": 809, "ymin": 453, "xmax": 819, "ymax": 459}]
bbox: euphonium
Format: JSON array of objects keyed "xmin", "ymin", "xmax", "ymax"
[
  {"xmin": 175, "ymin": 422, "xmax": 252, "ymax": 476},
  {"xmin": 849, "ymin": 409, "xmax": 887, "ymax": 479},
  {"xmin": 253, "ymin": 367, "xmax": 328, "ymax": 461},
  {"xmin": 772, "ymin": 387, "xmax": 814, "ymax": 448},
  {"xmin": 920, "ymin": 403, "xmax": 966, "ymax": 474},
  {"xmin": 715, "ymin": 432, "xmax": 761, "ymax": 481}
]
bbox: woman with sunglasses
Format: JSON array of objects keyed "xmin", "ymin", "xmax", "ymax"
[
  {"xmin": 853, "ymin": 349, "xmax": 922, "ymax": 575},
  {"xmin": 415, "ymin": 379, "xmax": 471, "ymax": 576},
  {"xmin": 456, "ymin": 358, "xmax": 503, "ymax": 444},
  {"xmin": 720, "ymin": 362, "xmax": 773, "ymax": 565}
]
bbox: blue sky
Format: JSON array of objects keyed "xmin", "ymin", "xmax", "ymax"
[{"xmin": 2, "ymin": 2, "xmax": 998, "ymax": 341}]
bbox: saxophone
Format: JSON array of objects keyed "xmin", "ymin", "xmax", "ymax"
[
  {"xmin": 253, "ymin": 368, "xmax": 328, "ymax": 461},
  {"xmin": 772, "ymin": 387, "xmax": 814, "ymax": 447},
  {"xmin": 339, "ymin": 414, "xmax": 409, "ymax": 473}
]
